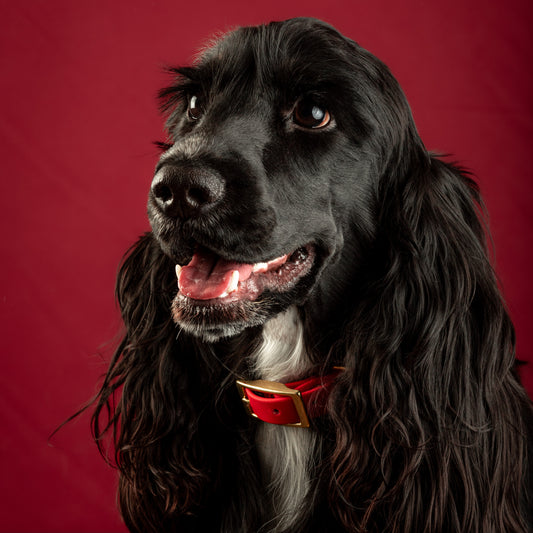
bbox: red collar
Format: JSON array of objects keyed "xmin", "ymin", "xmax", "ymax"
[{"xmin": 236, "ymin": 368, "xmax": 343, "ymax": 428}]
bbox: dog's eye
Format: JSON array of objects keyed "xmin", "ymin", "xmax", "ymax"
[
  {"xmin": 187, "ymin": 95, "xmax": 203, "ymax": 120},
  {"xmin": 293, "ymin": 100, "xmax": 331, "ymax": 129}
]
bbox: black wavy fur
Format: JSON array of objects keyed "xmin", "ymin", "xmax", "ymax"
[{"xmin": 92, "ymin": 18, "xmax": 533, "ymax": 532}]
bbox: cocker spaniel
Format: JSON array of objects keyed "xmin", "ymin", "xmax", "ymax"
[{"xmin": 92, "ymin": 17, "xmax": 533, "ymax": 533}]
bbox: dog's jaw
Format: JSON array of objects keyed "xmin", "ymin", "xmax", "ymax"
[{"xmin": 170, "ymin": 244, "xmax": 318, "ymax": 342}]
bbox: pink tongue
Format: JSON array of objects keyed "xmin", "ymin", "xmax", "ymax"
[{"xmin": 178, "ymin": 248, "xmax": 254, "ymax": 300}]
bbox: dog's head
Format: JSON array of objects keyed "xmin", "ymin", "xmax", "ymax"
[{"xmin": 148, "ymin": 18, "xmax": 421, "ymax": 341}]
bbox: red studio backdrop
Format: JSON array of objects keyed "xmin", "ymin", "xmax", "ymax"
[{"xmin": 1, "ymin": 1, "xmax": 531, "ymax": 531}]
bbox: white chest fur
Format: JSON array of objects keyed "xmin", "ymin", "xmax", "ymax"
[{"xmin": 251, "ymin": 307, "xmax": 317, "ymax": 532}]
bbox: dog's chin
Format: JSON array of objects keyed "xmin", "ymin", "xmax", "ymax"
[
  {"xmin": 171, "ymin": 297, "xmax": 271, "ymax": 342},
  {"xmin": 171, "ymin": 245, "xmax": 316, "ymax": 342}
]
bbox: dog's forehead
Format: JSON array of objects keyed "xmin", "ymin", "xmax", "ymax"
[{"xmin": 195, "ymin": 19, "xmax": 357, "ymax": 95}]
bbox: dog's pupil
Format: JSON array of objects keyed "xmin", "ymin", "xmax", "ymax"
[
  {"xmin": 295, "ymin": 100, "xmax": 328, "ymax": 128},
  {"xmin": 311, "ymin": 106, "xmax": 324, "ymax": 121},
  {"xmin": 188, "ymin": 95, "xmax": 202, "ymax": 119},
  {"xmin": 301, "ymin": 102, "xmax": 324, "ymax": 122}
]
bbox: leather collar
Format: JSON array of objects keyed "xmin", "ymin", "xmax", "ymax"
[{"xmin": 236, "ymin": 367, "xmax": 344, "ymax": 428}]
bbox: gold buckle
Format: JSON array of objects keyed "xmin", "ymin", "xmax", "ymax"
[{"xmin": 235, "ymin": 379, "xmax": 310, "ymax": 428}]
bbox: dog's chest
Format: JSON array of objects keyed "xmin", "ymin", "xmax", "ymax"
[{"xmin": 251, "ymin": 307, "xmax": 317, "ymax": 530}]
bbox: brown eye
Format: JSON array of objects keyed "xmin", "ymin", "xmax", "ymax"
[
  {"xmin": 293, "ymin": 99, "xmax": 331, "ymax": 129},
  {"xmin": 188, "ymin": 95, "xmax": 203, "ymax": 120}
]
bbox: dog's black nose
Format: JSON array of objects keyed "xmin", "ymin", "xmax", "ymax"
[{"xmin": 151, "ymin": 167, "xmax": 225, "ymax": 219}]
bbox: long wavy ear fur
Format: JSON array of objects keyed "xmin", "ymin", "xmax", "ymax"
[
  {"xmin": 91, "ymin": 234, "xmax": 264, "ymax": 532},
  {"xmin": 329, "ymin": 152, "xmax": 532, "ymax": 532},
  {"xmin": 91, "ymin": 235, "xmax": 210, "ymax": 531},
  {"xmin": 91, "ymin": 234, "xmax": 200, "ymax": 531}
]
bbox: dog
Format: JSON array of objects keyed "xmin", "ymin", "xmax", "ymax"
[{"xmin": 92, "ymin": 18, "xmax": 533, "ymax": 532}]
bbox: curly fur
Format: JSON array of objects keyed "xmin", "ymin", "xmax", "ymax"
[{"xmin": 91, "ymin": 18, "xmax": 533, "ymax": 532}]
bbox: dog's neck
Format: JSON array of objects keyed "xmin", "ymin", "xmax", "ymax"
[
  {"xmin": 251, "ymin": 306, "xmax": 312, "ymax": 381},
  {"xmin": 251, "ymin": 306, "xmax": 317, "ymax": 531}
]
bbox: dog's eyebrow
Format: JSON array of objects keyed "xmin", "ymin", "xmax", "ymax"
[
  {"xmin": 169, "ymin": 66, "xmax": 203, "ymax": 83},
  {"xmin": 158, "ymin": 66, "xmax": 205, "ymax": 112}
]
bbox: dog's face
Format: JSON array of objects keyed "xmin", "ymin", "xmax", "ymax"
[{"xmin": 148, "ymin": 18, "xmax": 411, "ymax": 341}]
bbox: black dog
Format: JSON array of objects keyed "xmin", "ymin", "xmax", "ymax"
[{"xmin": 92, "ymin": 18, "xmax": 533, "ymax": 532}]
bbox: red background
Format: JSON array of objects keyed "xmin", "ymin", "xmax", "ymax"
[{"xmin": 1, "ymin": 1, "xmax": 531, "ymax": 531}]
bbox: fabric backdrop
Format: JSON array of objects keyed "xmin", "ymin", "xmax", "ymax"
[{"xmin": 1, "ymin": 1, "xmax": 531, "ymax": 531}]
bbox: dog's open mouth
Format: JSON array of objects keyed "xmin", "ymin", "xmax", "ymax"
[{"xmin": 175, "ymin": 244, "xmax": 315, "ymax": 303}]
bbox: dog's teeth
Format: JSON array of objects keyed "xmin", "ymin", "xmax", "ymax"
[
  {"xmin": 175, "ymin": 265, "xmax": 182, "ymax": 279},
  {"xmin": 217, "ymin": 270, "xmax": 240, "ymax": 299},
  {"xmin": 227, "ymin": 270, "xmax": 240, "ymax": 293},
  {"xmin": 252, "ymin": 262, "xmax": 269, "ymax": 273}
]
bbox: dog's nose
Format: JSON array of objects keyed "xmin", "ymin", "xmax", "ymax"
[{"xmin": 151, "ymin": 167, "xmax": 225, "ymax": 219}]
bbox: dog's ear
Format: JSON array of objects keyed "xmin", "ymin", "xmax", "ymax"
[
  {"xmin": 92, "ymin": 233, "xmax": 265, "ymax": 532},
  {"xmin": 91, "ymin": 234, "xmax": 210, "ymax": 531},
  {"xmin": 115, "ymin": 233, "xmax": 176, "ymax": 337},
  {"xmin": 329, "ymin": 155, "xmax": 531, "ymax": 531}
]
